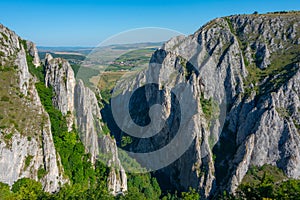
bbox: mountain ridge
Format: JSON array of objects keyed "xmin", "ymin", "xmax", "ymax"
[
  {"xmin": 0, "ymin": 11, "xmax": 299, "ymax": 199},
  {"xmin": 106, "ymin": 11, "xmax": 300, "ymax": 198}
]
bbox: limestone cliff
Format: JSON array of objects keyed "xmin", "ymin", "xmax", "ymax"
[
  {"xmin": 73, "ymin": 79, "xmax": 101, "ymax": 164},
  {"xmin": 44, "ymin": 54, "xmax": 76, "ymax": 131},
  {"xmin": 26, "ymin": 41, "xmax": 40, "ymax": 67},
  {"xmin": 110, "ymin": 12, "xmax": 300, "ymax": 198},
  {"xmin": 44, "ymin": 54, "xmax": 127, "ymax": 194},
  {"xmin": 0, "ymin": 24, "xmax": 66, "ymax": 193}
]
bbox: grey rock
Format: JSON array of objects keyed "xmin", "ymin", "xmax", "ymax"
[
  {"xmin": 113, "ymin": 13, "xmax": 300, "ymax": 198},
  {"xmin": 99, "ymin": 135, "xmax": 127, "ymax": 194},
  {"xmin": 44, "ymin": 56, "xmax": 128, "ymax": 194},
  {"xmin": 45, "ymin": 54, "xmax": 76, "ymax": 131},
  {"xmin": 0, "ymin": 24, "xmax": 67, "ymax": 192},
  {"xmin": 74, "ymin": 80, "xmax": 128, "ymax": 195},
  {"xmin": 74, "ymin": 80, "xmax": 101, "ymax": 164},
  {"xmin": 26, "ymin": 41, "xmax": 41, "ymax": 67}
]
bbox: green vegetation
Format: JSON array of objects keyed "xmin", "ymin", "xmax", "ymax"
[
  {"xmin": 34, "ymin": 72, "xmax": 114, "ymax": 199},
  {"xmin": 100, "ymin": 88, "xmax": 112, "ymax": 104},
  {"xmin": 0, "ymin": 60, "xmax": 41, "ymax": 136},
  {"xmin": 225, "ymin": 17, "xmax": 235, "ymax": 35},
  {"xmin": 22, "ymin": 39, "xmax": 167, "ymax": 200},
  {"xmin": 102, "ymin": 122, "xmax": 110, "ymax": 135},
  {"xmin": 3, "ymin": 133, "xmax": 13, "ymax": 147},
  {"xmin": 0, "ymin": 65, "xmax": 12, "ymax": 72},
  {"xmin": 235, "ymin": 165, "xmax": 300, "ymax": 199},
  {"xmin": 200, "ymin": 94, "xmax": 213, "ymax": 120},
  {"xmin": 106, "ymin": 48, "xmax": 155, "ymax": 71},
  {"xmin": 231, "ymin": 17, "xmax": 300, "ymax": 98},
  {"xmin": 179, "ymin": 57, "xmax": 198, "ymax": 81},
  {"xmin": 160, "ymin": 188, "xmax": 201, "ymax": 200},
  {"xmin": 54, "ymin": 53, "xmax": 86, "ymax": 61},
  {"xmin": 27, "ymin": 56, "xmax": 44, "ymax": 82},
  {"xmin": 241, "ymin": 164, "xmax": 287, "ymax": 185},
  {"xmin": 38, "ymin": 52, "xmax": 86, "ymax": 63},
  {"xmin": 4, "ymin": 133, "xmax": 13, "ymax": 140},
  {"xmin": 36, "ymin": 82, "xmax": 95, "ymax": 184},
  {"xmin": 12, "ymin": 178, "xmax": 45, "ymax": 199},
  {"xmin": 276, "ymin": 107, "xmax": 291, "ymax": 119},
  {"xmin": 180, "ymin": 188, "xmax": 200, "ymax": 200},
  {"xmin": 118, "ymin": 150, "xmax": 147, "ymax": 174},
  {"xmin": 20, "ymin": 39, "xmax": 44, "ymax": 83},
  {"xmin": 121, "ymin": 136, "xmax": 133, "ymax": 147},
  {"xmin": 29, "ymin": 44, "xmax": 111, "ymax": 194},
  {"xmin": 244, "ymin": 60, "xmax": 299, "ymax": 97},
  {"xmin": 222, "ymin": 14, "xmax": 300, "ymax": 99},
  {"xmin": 71, "ymin": 64, "xmax": 80, "ymax": 76},
  {"xmin": 24, "ymin": 155, "xmax": 33, "ymax": 169},
  {"xmin": 0, "ymin": 182, "xmax": 16, "ymax": 199},
  {"xmin": 200, "ymin": 93, "xmax": 218, "ymax": 123},
  {"xmin": 98, "ymin": 71, "xmax": 126, "ymax": 103},
  {"xmin": 119, "ymin": 173, "xmax": 161, "ymax": 200},
  {"xmin": 37, "ymin": 167, "xmax": 47, "ymax": 180},
  {"xmin": 1, "ymin": 95, "xmax": 9, "ymax": 101},
  {"xmin": 75, "ymin": 66, "xmax": 100, "ymax": 87},
  {"xmin": 266, "ymin": 10, "xmax": 300, "ymax": 15},
  {"xmin": 1, "ymin": 32, "xmax": 8, "ymax": 41}
]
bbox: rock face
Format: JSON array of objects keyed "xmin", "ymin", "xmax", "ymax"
[
  {"xmin": 74, "ymin": 80, "xmax": 101, "ymax": 164},
  {"xmin": 45, "ymin": 54, "xmax": 76, "ymax": 131},
  {"xmin": 44, "ymin": 54, "xmax": 127, "ymax": 194},
  {"xmin": 26, "ymin": 41, "xmax": 40, "ymax": 67},
  {"xmin": 99, "ymin": 135, "xmax": 127, "ymax": 194},
  {"xmin": 74, "ymin": 80, "xmax": 127, "ymax": 194},
  {"xmin": 110, "ymin": 12, "xmax": 300, "ymax": 198},
  {"xmin": 0, "ymin": 24, "xmax": 66, "ymax": 193},
  {"xmin": 0, "ymin": 23, "xmax": 127, "ymax": 195}
]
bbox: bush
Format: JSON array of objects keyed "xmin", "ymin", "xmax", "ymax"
[
  {"xmin": 0, "ymin": 182, "xmax": 16, "ymax": 199},
  {"xmin": 4, "ymin": 133, "xmax": 13, "ymax": 140},
  {"xmin": 120, "ymin": 173, "xmax": 161, "ymax": 200},
  {"xmin": 33, "ymin": 56, "xmax": 113, "ymax": 197},
  {"xmin": 1, "ymin": 96, "xmax": 9, "ymax": 101},
  {"xmin": 36, "ymin": 81, "xmax": 103, "ymax": 186},
  {"xmin": 24, "ymin": 155, "xmax": 33, "ymax": 169},
  {"xmin": 20, "ymin": 39, "xmax": 44, "ymax": 82},
  {"xmin": 37, "ymin": 167, "xmax": 47, "ymax": 179},
  {"xmin": 12, "ymin": 178, "xmax": 44, "ymax": 199},
  {"xmin": 237, "ymin": 165, "xmax": 300, "ymax": 199}
]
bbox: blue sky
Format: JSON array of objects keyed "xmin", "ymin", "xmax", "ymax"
[{"xmin": 1, "ymin": 0, "xmax": 299, "ymax": 46}]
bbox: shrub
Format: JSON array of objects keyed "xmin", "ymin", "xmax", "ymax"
[
  {"xmin": 4, "ymin": 133, "xmax": 13, "ymax": 140},
  {"xmin": 37, "ymin": 167, "xmax": 47, "ymax": 179},
  {"xmin": 12, "ymin": 178, "xmax": 44, "ymax": 199},
  {"xmin": 24, "ymin": 155, "xmax": 33, "ymax": 169},
  {"xmin": 1, "ymin": 96, "xmax": 9, "ymax": 102}
]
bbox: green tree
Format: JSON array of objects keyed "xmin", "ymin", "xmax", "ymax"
[
  {"xmin": 12, "ymin": 178, "xmax": 45, "ymax": 200},
  {"xmin": 120, "ymin": 173, "xmax": 161, "ymax": 200},
  {"xmin": 181, "ymin": 188, "xmax": 200, "ymax": 200},
  {"xmin": 0, "ymin": 182, "xmax": 16, "ymax": 200},
  {"xmin": 275, "ymin": 179, "xmax": 300, "ymax": 199}
]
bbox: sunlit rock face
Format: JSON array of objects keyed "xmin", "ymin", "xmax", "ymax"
[
  {"xmin": 0, "ymin": 24, "xmax": 67, "ymax": 193},
  {"xmin": 44, "ymin": 55, "xmax": 127, "ymax": 195},
  {"xmin": 111, "ymin": 13, "xmax": 300, "ymax": 198}
]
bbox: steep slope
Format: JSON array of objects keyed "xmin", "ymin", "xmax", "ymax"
[
  {"xmin": 109, "ymin": 12, "xmax": 300, "ymax": 198},
  {"xmin": 44, "ymin": 54, "xmax": 127, "ymax": 194},
  {"xmin": 0, "ymin": 24, "xmax": 66, "ymax": 193},
  {"xmin": 44, "ymin": 53, "xmax": 75, "ymax": 131}
]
